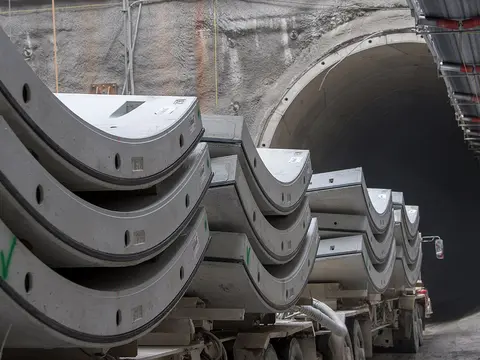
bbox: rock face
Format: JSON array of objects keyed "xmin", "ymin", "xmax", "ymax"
[
  {"xmin": 2, "ymin": 0, "xmax": 480, "ymax": 323},
  {"xmin": 0, "ymin": 0, "xmax": 408, "ymax": 137}
]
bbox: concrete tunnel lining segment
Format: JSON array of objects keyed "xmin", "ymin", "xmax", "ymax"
[{"xmin": 259, "ymin": 31, "xmax": 480, "ymax": 321}]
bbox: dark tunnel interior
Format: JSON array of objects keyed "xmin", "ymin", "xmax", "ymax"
[{"xmin": 271, "ymin": 42, "xmax": 480, "ymax": 322}]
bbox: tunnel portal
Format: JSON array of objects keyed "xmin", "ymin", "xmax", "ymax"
[{"xmin": 260, "ymin": 33, "xmax": 480, "ymax": 321}]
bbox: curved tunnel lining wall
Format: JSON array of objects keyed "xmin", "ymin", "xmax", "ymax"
[
  {"xmin": 260, "ymin": 32, "xmax": 480, "ymax": 321},
  {"xmin": 259, "ymin": 32, "xmax": 427, "ymax": 148}
]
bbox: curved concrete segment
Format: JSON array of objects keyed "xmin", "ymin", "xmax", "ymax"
[
  {"xmin": 393, "ymin": 210, "xmax": 421, "ymax": 265},
  {"xmin": 307, "ymin": 168, "xmax": 392, "ymax": 235},
  {"xmin": 0, "ymin": 116, "xmax": 212, "ymax": 267},
  {"xmin": 392, "ymin": 191, "xmax": 420, "ymax": 240},
  {"xmin": 312, "ymin": 212, "xmax": 395, "ymax": 265},
  {"xmin": 389, "ymin": 245, "xmax": 423, "ymax": 290},
  {"xmin": 309, "ymin": 234, "xmax": 396, "ymax": 294},
  {"xmin": 0, "ymin": 207, "xmax": 210, "ymax": 348},
  {"xmin": 188, "ymin": 218, "xmax": 318, "ymax": 313},
  {"xmin": 0, "ymin": 29, "xmax": 203, "ymax": 191},
  {"xmin": 202, "ymin": 115, "xmax": 312, "ymax": 215},
  {"xmin": 203, "ymin": 155, "xmax": 311, "ymax": 265}
]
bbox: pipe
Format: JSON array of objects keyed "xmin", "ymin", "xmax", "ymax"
[
  {"xmin": 295, "ymin": 305, "xmax": 347, "ymax": 337},
  {"xmin": 126, "ymin": 0, "xmax": 135, "ymax": 94},
  {"xmin": 132, "ymin": 3, "xmax": 142, "ymax": 55},
  {"xmin": 121, "ymin": 0, "xmax": 129, "ymax": 95},
  {"xmin": 312, "ymin": 298, "xmax": 346, "ymax": 329},
  {"xmin": 417, "ymin": 16, "xmax": 480, "ymax": 30},
  {"xmin": 460, "ymin": 116, "xmax": 480, "ymax": 123},
  {"xmin": 453, "ymin": 92, "xmax": 480, "ymax": 103},
  {"xmin": 440, "ymin": 62, "xmax": 480, "ymax": 74}
]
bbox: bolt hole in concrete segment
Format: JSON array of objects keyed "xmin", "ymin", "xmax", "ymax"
[
  {"xmin": 22, "ymin": 83, "xmax": 30, "ymax": 103},
  {"xmin": 35, "ymin": 185, "xmax": 44, "ymax": 204},
  {"xmin": 24, "ymin": 272, "xmax": 32, "ymax": 293}
]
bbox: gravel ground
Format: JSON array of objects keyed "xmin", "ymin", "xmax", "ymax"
[{"xmin": 373, "ymin": 312, "xmax": 480, "ymax": 360}]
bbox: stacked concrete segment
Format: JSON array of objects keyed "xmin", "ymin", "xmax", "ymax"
[
  {"xmin": 307, "ymin": 168, "xmax": 423, "ymax": 294},
  {"xmin": 202, "ymin": 115, "xmax": 313, "ymax": 215},
  {"xmin": 0, "ymin": 30, "xmax": 204, "ymax": 191},
  {"xmin": 0, "ymin": 27, "xmax": 213, "ymax": 349},
  {"xmin": 188, "ymin": 115, "xmax": 319, "ymax": 312},
  {"xmin": 390, "ymin": 192, "xmax": 423, "ymax": 289}
]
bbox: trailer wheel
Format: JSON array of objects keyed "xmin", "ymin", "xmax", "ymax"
[
  {"xmin": 273, "ymin": 338, "xmax": 303, "ymax": 360},
  {"xmin": 417, "ymin": 305, "xmax": 424, "ymax": 346},
  {"xmin": 346, "ymin": 319, "xmax": 366, "ymax": 360},
  {"xmin": 316, "ymin": 334, "xmax": 352, "ymax": 360},
  {"xmin": 394, "ymin": 306, "xmax": 420, "ymax": 353},
  {"xmin": 264, "ymin": 344, "xmax": 280, "ymax": 360},
  {"xmin": 343, "ymin": 335, "xmax": 354, "ymax": 360},
  {"xmin": 418, "ymin": 303, "xmax": 425, "ymax": 331}
]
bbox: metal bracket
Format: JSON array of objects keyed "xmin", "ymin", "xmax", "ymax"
[
  {"xmin": 398, "ymin": 295, "xmax": 416, "ymax": 311},
  {"xmin": 168, "ymin": 297, "xmax": 245, "ymax": 322}
]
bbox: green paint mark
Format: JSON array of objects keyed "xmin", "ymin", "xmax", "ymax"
[
  {"xmin": 197, "ymin": 108, "xmax": 202, "ymax": 121},
  {"xmin": 1, "ymin": 236, "xmax": 16, "ymax": 280},
  {"xmin": 207, "ymin": 157, "xmax": 210, "ymax": 169},
  {"xmin": 246, "ymin": 246, "xmax": 251, "ymax": 266},
  {"xmin": 204, "ymin": 219, "xmax": 208, "ymax": 232}
]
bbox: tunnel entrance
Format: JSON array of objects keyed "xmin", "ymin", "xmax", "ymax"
[{"xmin": 260, "ymin": 32, "xmax": 480, "ymax": 321}]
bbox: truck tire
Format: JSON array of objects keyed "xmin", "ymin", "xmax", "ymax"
[
  {"xmin": 265, "ymin": 344, "xmax": 280, "ymax": 360},
  {"xmin": 417, "ymin": 305, "xmax": 424, "ymax": 346},
  {"xmin": 394, "ymin": 306, "xmax": 420, "ymax": 353},
  {"xmin": 418, "ymin": 303, "xmax": 426, "ymax": 330},
  {"xmin": 346, "ymin": 319, "xmax": 366, "ymax": 360},
  {"xmin": 316, "ymin": 334, "xmax": 352, "ymax": 360},
  {"xmin": 273, "ymin": 338, "xmax": 303, "ymax": 360}
]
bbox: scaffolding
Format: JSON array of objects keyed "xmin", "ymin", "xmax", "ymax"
[{"xmin": 408, "ymin": 0, "xmax": 480, "ymax": 159}]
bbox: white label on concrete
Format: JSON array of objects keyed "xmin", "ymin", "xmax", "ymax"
[{"xmin": 289, "ymin": 156, "xmax": 302, "ymax": 163}]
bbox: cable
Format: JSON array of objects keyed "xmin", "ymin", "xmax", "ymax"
[
  {"xmin": 0, "ymin": 324, "xmax": 12, "ymax": 360},
  {"xmin": 122, "ymin": 0, "xmax": 129, "ymax": 95},
  {"xmin": 132, "ymin": 3, "xmax": 142, "ymax": 54},
  {"xmin": 318, "ymin": 30, "xmax": 386, "ymax": 93},
  {"xmin": 213, "ymin": 0, "xmax": 219, "ymax": 106},
  {"xmin": 7, "ymin": 0, "xmax": 11, "ymax": 38},
  {"xmin": 200, "ymin": 330, "xmax": 227, "ymax": 360},
  {"xmin": 0, "ymin": 3, "xmax": 122, "ymax": 16},
  {"xmin": 51, "ymin": 0, "xmax": 59, "ymax": 93},
  {"xmin": 122, "ymin": 1, "xmax": 142, "ymax": 95},
  {"xmin": 126, "ymin": 0, "xmax": 135, "ymax": 94}
]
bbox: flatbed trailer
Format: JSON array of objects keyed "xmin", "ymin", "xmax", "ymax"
[
  {"xmin": 92, "ymin": 286, "xmax": 429, "ymax": 360},
  {"xmin": 6, "ymin": 239, "xmax": 440, "ymax": 360}
]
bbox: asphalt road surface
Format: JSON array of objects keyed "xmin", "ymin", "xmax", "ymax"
[{"xmin": 373, "ymin": 312, "xmax": 480, "ymax": 360}]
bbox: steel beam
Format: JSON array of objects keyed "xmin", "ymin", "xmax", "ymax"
[
  {"xmin": 0, "ymin": 116, "xmax": 212, "ymax": 267},
  {"xmin": 0, "ymin": 207, "xmax": 210, "ymax": 348},
  {"xmin": 0, "ymin": 28, "xmax": 203, "ymax": 191},
  {"xmin": 307, "ymin": 168, "xmax": 392, "ymax": 235},
  {"xmin": 312, "ymin": 212, "xmax": 395, "ymax": 265},
  {"xmin": 202, "ymin": 115, "xmax": 312, "ymax": 215},
  {"xmin": 203, "ymin": 155, "xmax": 311, "ymax": 265},
  {"xmin": 309, "ymin": 234, "xmax": 397, "ymax": 294},
  {"xmin": 188, "ymin": 218, "xmax": 318, "ymax": 313}
]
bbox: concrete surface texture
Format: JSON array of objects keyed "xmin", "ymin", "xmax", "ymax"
[
  {"xmin": 0, "ymin": 0, "xmax": 478, "ymax": 322},
  {"xmin": 373, "ymin": 312, "xmax": 480, "ymax": 359},
  {"xmin": 0, "ymin": 0, "xmax": 409, "ymax": 136}
]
